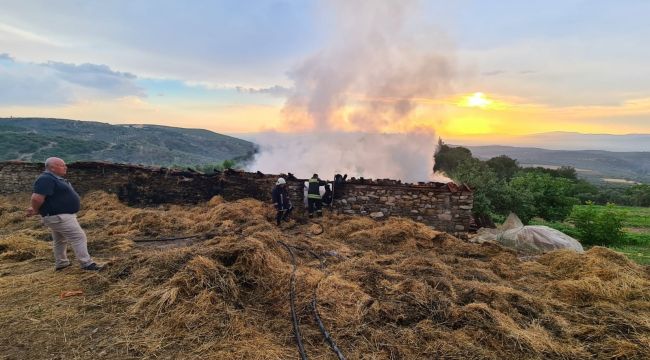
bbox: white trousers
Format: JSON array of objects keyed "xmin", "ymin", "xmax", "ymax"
[{"xmin": 42, "ymin": 214, "xmax": 93, "ymax": 268}]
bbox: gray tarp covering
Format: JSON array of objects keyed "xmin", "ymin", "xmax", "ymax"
[{"xmin": 474, "ymin": 213, "xmax": 584, "ymax": 254}]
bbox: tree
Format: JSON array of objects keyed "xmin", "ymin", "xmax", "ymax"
[
  {"xmin": 450, "ymin": 158, "xmax": 494, "ymax": 216},
  {"xmin": 555, "ymin": 166, "xmax": 578, "ymax": 180},
  {"xmin": 510, "ymin": 171, "xmax": 578, "ymax": 223},
  {"xmin": 571, "ymin": 179, "xmax": 600, "ymax": 204},
  {"xmin": 569, "ymin": 202, "xmax": 625, "ymax": 246},
  {"xmin": 434, "ymin": 140, "xmax": 473, "ymax": 174},
  {"xmin": 625, "ymin": 184, "xmax": 650, "ymax": 206},
  {"xmin": 449, "ymin": 158, "xmax": 517, "ymax": 221},
  {"xmin": 486, "ymin": 155, "xmax": 519, "ymax": 181}
]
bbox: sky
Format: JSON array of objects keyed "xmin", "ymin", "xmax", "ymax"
[{"xmin": 1, "ymin": 0, "xmax": 649, "ymax": 141}]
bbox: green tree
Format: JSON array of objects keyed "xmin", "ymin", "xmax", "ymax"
[
  {"xmin": 450, "ymin": 158, "xmax": 518, "ymax": 221},
  {"xmin": 510, "ymin": 171, "xmax": 578, "ymax": 223},
  {"xmin": 569, "ymin": 202, "xmax": 625, "ymax": 246},
  {"xmin": 625, "ymin": 184, "xmax": 650, "ymax": 206},
  {"xmin": 450, "ymin": 158, "xmax": 495, "ymax": 216},
  {"xmin": 555, "ymin": 166, "xmax": 578, "ymax": 180},
  {"xmin": 572, "ymin": 179, "xmax": 600, "ymax": 204},
  {"xmin": 434, "ymin": 139, "xmax": 473, "ymax": 174},
  {"xmin": 486, "ymin": 155, "xmax": 519, "ymax": 181},
  {"xmin": 221, "ymin": 159, "xmax": 236, "ymax": 170}
]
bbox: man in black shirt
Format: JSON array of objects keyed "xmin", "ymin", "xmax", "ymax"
[{"xmin": 26, "ymin": 157, "xmax": 101, "ymax": 271}]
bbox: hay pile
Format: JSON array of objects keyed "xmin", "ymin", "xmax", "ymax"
[{"xmin": 1, "ymin": 191, "xmax": 649, "ymax": 359}]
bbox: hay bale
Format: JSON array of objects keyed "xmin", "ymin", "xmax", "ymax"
[
  {"xmin": 0, "ymin": 233, "xmax": 49, "ymax": 261},
  {"xmin": 2, "ymin": 191, "xmax": 650, "ymax": 359}
]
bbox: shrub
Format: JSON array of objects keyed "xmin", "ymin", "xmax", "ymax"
[
  {"xmin": 510, "ymin": 171, "xmax": 578, "ymax": 223},
  {"xmin": 569, "ymin": 202, "xmax": 625, "ymax": 246}
]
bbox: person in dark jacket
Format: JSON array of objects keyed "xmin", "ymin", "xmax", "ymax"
[
  {"xmin": 307, "ymin": 174, "xmax": 326, "ymax": 218},
  {"xmin": 333, "ymin": 173, "xmax": 347, "ymax": 199},
  {"xmin": 322, "ymin": 183, "xmax": 333, "ymax": 208},
  {"xmin": 272, "ymin": 177, "xmax": 293, "ymax": 226}
]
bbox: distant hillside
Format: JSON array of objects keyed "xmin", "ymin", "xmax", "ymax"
[
  {"xmin": 467, "ymin": 145, "xmax": 650, "ymax": 184},
  {"xmin": 446, "ymin": 132, "xmax": 649, "ymax": 152},
  {"xmin": 0, "ymin": 118, "xmax": 257, "ymax": 166}
]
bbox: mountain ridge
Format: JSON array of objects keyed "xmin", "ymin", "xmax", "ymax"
[
  {"xmin": 466, "ymin": 145, "xmax": 650, "ymax": 183},
  {"xmin": 445, "ymin": 132, "xmax": 649, "ymax": 152},
  {"xmin": 0, "ymin": 117, "xmax": 257, "ymax": 166}
]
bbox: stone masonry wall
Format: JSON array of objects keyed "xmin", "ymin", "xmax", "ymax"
[
  {"xmin": 333, "ymin": 182, "xmax": 473, "ymax": 234},
  {"xmin": 0, "ymin": 161, "xmax": 473, "ymax": 234}
]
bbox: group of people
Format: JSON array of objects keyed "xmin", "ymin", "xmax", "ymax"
[
  {"xmin": 26, "ymin": 157, "xmax": 345, "ymax": 271},
  {"xmin": 271, "ymin": 173, "xmax": 336, "ymax": 226}
]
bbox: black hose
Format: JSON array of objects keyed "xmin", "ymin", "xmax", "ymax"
[
  {"xmin": 286, "ymin": 244, "xmax": 325, "ymax": 269},
  {"xmin": 278, "ymin": 241, "xmax": 308, "ymax": 360},
  {"xmin": 287, "ymin": 243, "xmax": 346, "ymax": 360},
  {"xmin": 311, "ymin": 297, "xmax": 346, "ymax": 360},
  {"xmin": 133, "ymin": 234, "xmax": 201, "ymax": 242},
  {"xmin": 133, "ymin": 232, "xmax": 218, "ymax": 243}
]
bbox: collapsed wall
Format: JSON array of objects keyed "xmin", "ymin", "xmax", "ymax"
[{"xmin": 0, "ymin": 161, "xmax": 472, "ymax": 234}]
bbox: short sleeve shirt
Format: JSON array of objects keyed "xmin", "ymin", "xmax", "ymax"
[{"xmin": 33, "ymin": 172, "xmax": 81, "ymax": 216}]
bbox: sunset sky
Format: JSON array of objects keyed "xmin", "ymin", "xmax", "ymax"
[{"xmin": 1, "ymin": 0, "xmax": 649, "ymax": 138}]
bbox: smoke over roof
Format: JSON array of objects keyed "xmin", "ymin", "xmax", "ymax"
[{"xmin": 249, "ymin": 0, "xmax": 455, "ymax": 182}]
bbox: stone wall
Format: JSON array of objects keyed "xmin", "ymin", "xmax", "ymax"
[
  {"xmin": 333, "ymin": 181, "xmax": 473, "ymax": 233},
  {"xmin": 0, "ymin": 161, "xmax": 473, "ymax": 234}
]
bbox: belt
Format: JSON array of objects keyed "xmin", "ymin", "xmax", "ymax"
[{"xmin": 43, "ymin": 212, "xmax": 74, "ymax": 217}]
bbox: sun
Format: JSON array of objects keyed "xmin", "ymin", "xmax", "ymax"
[{"xmin": 462, "ymin": 92, "xmax": 493, "ymax": 108}]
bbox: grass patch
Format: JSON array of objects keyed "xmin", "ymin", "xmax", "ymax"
[
  {"xmin": 573, "ymin": 204, "xmax": 650, "ymax": 229},
  {"xmin": 609, "ymin": 245, "xmax": 650, "ymax": 265},
  {"xmin": 532, "ymin": 205, "xmax": 650, "ymax": 264}
]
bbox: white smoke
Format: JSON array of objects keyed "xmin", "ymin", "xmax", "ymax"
[
  {"xmin": 248, "ymin": 131, "xmax": 452, "ymax": 183},
  {"xmin": 248, "ymin": 0, "xmax": 455, "ymax": 182},
  {"xmin": 248, "ymin": 131, "xmax": 425, "ymax": 182}
]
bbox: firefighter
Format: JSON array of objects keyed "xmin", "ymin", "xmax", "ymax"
[
  {"xmin": 272, "ymin": 177, "xmax": 293, "ymax": 226},
  {"xmin": 307, "ymin": 173, "xmax": 326, "ymax": 218},
  {"xmin": 322, "ymin": 183, "xmax": 333, "ymax": 208}
]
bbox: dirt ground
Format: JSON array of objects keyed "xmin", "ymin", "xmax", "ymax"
[{"xmin": 1, "ymin": 191, "xmax": 649, "ymax": 360}]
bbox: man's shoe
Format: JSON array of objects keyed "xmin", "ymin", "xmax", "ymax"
[
  {"xmin": 82, "ymin": 263, "xmax": 102, "ymax": 271},
  {"xmin": 55, "ymin": 263, "xmax": 71, "ymax": 271}
]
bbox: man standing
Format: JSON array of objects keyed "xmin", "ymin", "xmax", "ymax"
[
  {"xmin": 307, "ymin": 174, "xmax": 326, "ymax": 218},
  {"xmin": 26, "ymin": 157, "xmax": 101, "ymax": 271},
  {"xmin": 272, "ymin": 177, "xmax": 293, "ymax": 226}
]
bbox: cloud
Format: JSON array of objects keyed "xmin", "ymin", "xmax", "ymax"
[
  {"xmin": 236, "ymin": 85, "xmax": 292, "ymax": 97},
  {"xmin": 43, "ymin": 61, "xmax": 142, "ymax": 96},
  {"xmin": 0, "ymin": 21, "xmax": 64, "ymax": 47},
  {"xmin": 0, "ymin": 55, "xmax": 144, "ymax": 106},
  {"xmin": 482, "ymin": 70, "xmax": 506, "ymax": 76},
  {"xmin": 0, "ymin": 2, "xmax": 319, "ymax": 85}
]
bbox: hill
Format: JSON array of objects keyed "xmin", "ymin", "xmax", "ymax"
[
  {"xmin": 0, "ymin": 118, "xmax": 257, "ymax": 166},
  {"xmin": 1, "ymin": 191, "xmax": 649, "ymax": 359},
  {"xmin": 467, "ymin": 145, "xmax": 650, "ymax": 184},
  {"xmin": 448, "ymin": 132, "xmax": 650, "ymax": 152}
]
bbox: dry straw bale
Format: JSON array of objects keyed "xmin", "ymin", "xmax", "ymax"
[
  {"xmin": 0, "ymin": 233, "xmax": 50, "ymax": 261},
  {"xmin": 1, "ymin": 191, "xmax": 650, "ymax": 360}
]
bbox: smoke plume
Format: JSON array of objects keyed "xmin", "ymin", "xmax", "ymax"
[{"xmin": 248, "ymin": 0, "xmax": 455, "ymax": 182}]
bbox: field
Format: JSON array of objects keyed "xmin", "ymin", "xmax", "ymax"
[
  {"xmin": 533, "ymin": 205, "xmax": 650, "ymax": 265},
  {"xmin": 1, "ymin": 192, "xmax": 650, "ymax": 359},
  {"xmin": 597, "ymin": 205, "xmax": 650, "ymax": 265}
]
